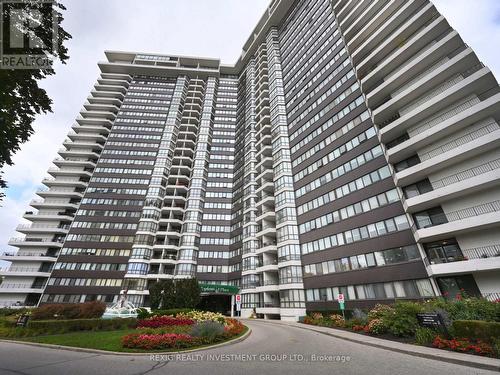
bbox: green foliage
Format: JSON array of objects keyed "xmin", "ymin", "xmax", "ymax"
[
  {"xmin": 367, "ymin": 304, "xmax": 395, "ymax": 321},
  {"xmin": 175, "ymin": 279, "xmax": 201, "ymax": 309},
  {"xmin": 31, "ymin": 301, "xmax": 106, "ymax": 320},
  {"xmin": 136, "ymin": 308, "xmax": 150, "ymax": 320},
  {"xmin": 423, "ymin": 297, "xmax": 499, "ymax": 322},
  {"xmin": 0, "ymin": 318, "xmax": 137, "ymax": 338},
  {"xmin": 160, "ymin": 279, "xmax": 176, "ymax": 309},
  {"xmin": 0, "ymin": 308, "xmax": 32, "ymax": 317},
  {"xmin": 452, "ymin": 320, "xmax": 500, "ymax": 343},
  {"xmin": 307, "ymin": 309, "xmax": 354, "ymax": 319},
  {"xmin": 414, "ymin": 327, "xmax": 438, "ymax": 346},
  {"xmin": 148, "ymin": 279, "xmax": 201, "ymax": 310},
  {"xmin": 189, "ymin": 321, "xmax": 225, "ymax": 339},
  {"xmin": 367, "ymin": 319, "xmax": 388, "ymax": 335},
  {"xmin": 148, "ymin": 281, "xmax": 165, "ymax": 310},
  {"xmin": 386, "ymin": 301, "xmax": 424, "ymax": 337},
  {"xmin": 0, "ymin": 1, "xmax": 71, "ymax": 198}
]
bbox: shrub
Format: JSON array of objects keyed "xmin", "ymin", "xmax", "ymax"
[
  {"xmin": 31, "ymin": 301, "xmax": 106, "ymax": 320},
  {"xmin": 386, "ymin": 301, "xmax": 423, "ymax": 337},
  {"xmin": 137, "ymin": 316, "xmax": 194, "ymax": 328},
  {"xmin": 452, "ymin": 320, "xmax": 500, "ymax": 343},
  {"xmin": 352, "ymin": 308, "xmax": 368, "ymax": 322},
  {"xmin": 424, "ymin": 297, "xmax": 499, "ymax": 322},
  {"xmin": 176, "ymin": 310, "xmax": 226, "ymax": 324},
  {"xmin": 367, "ymin": 319, "xmax": 387, "ymax": 335},
  {"xmin": 0, "ymin": 318, "xmax": 137, "ymax": 338},
  {"xmin": 311, "ymin": 312, "xmax": 323, "ymax": 320},
  {"xmin": 190, "ymin": 321, "xmax": 225, "ymax": 339},
  {"xmin": 367, "ymin": 304, "xmax": 395, "ymax": 321},
  {"xmin": 0, "ymin": 308, "xmax": 31, "ymax": 317},
  {"xmin": 432, "ymin": 336, "xmax": 495, "ymax": 357},
  {"xmin": 122, "ymin": 333, "xmax": 195, "ymax": 350},
  {"xmin": 223, "ymin": 318, "xmax": 246, "ymax": 336},
  {"xmin": 329, "ymin": 314, "xmax": 345, "ymax": 327},
  {"xmin": 351, "ymin": 325, "xmax": 366, "ymax": 332},
  {"xmin": 415, "ymin": 327, "xmax": 438, "ymax": 346}
]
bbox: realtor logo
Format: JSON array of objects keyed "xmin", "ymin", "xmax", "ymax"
[{"xmin": 0, "ymin": 0, "xmax": 58, "ymax": 69}]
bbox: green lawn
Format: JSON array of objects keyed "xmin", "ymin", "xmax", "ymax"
[
  {"xmin": 17, "ymin": 326, "xmax": 249, "ymax": 353},
  {"xmin": 20, "ymin": 329, "xmax": 138, "ymax": 352}
]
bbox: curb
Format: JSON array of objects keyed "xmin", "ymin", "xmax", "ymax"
[
  {"xmin": 245, "ymin": 320, "xmax": 500, "ymax": 372},
  {"xmin": 0, "ymin": 327, "xmax": 251, "ymax": 357}
]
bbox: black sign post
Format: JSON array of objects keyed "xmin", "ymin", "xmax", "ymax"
[{"xmin": 416, "ymin": 313, "xmax": 450, "ymax": 338}]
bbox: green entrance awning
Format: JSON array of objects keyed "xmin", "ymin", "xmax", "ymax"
[{"xmin": 200, "ymin": 283, "xmax": 239, "ymax": 295}]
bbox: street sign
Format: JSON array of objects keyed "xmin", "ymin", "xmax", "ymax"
[
  {"xmin": 235, "ymin": 294, "xmax": 242, "ymax": 303},
  {"xmin": 339, "ymin": 302, "xmax": 345, "ymax": 310},
  {"xmin": 337, "ymin": 293, "xmax": 344, "ymax": 303},
  {"xmin": 236, "ymin": 303, "xmax": 241, "ymax": 311}
]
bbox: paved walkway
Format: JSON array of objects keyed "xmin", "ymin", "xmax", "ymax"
[{"xmin": 0, "ymin": 319, "xmax": 498, "ymax": 375}]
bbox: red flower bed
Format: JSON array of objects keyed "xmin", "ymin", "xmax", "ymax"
[
  {"xmin": 137, "ymin": 316, "xmax": 194, "ymax": 328},
  {"xmin": 224, "ymin": 318, "xmax": 246, "ymax": 336},
  {"xmin": 432, "ymin": 336, "xmax": 494, "ymax": 357},
  {"xmin": 351, "ymin": 325, "xmax": 365, "ymax": 332},
  {"xmin": 122, "ymin": 333, "xmax": 195, "ymax": 350}
]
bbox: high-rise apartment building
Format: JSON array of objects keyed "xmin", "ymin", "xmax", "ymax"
[{"xmin": 1, "ymin": 0, "xmax": 499, "ymax": 321}]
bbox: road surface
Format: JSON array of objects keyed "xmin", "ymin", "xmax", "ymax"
[{"xmin": 0, "ymin": 320, "xmax": 495, "ymax": 375}]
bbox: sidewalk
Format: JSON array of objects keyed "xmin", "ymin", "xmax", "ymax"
[{"xmin": 244, "ymin": 319, "xmax": 500, "ymax": 372}]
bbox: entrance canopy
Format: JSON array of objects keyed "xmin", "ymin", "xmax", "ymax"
[{"xmin": 200, "ymin": 283, "xmax": 239, "ymax": 295}]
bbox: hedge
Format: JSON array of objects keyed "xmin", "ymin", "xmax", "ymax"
[
  {"xmin": 0, "ymin": 318, "xmax": 137, "ymax": 338},
  {"xmin": 452, "ymin": 320, "xmax": 500, "ymax": 343},
  {"xmin": 138, "ymin": 308, "xmax": 194, "ymax": 319},
  {"xmin": 31, "ymin": 301, "xmax": 106, "ymax": 320},
  {"xmin": 308, "ymin": 310, "xmax": 355, "ymax": 319}
]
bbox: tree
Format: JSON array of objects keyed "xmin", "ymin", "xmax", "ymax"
[
  {"xmin": 175, "ymin": 278, "xmax": 201, "ymax": 309},
  {"xmin": 160, "ymin": 279, "xmax": 175, "ymax": 309},
  {"xmin": 0, "ymin": 1, "xmax": 71, "ymax": 199},
  {"xmin": 148, "ymin": 281, "xmax": 164, "ymax": 310}
]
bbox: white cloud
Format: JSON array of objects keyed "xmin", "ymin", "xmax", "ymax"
[{"xmin": 433, "ymin": 0, "xmax": 500, "ymax": 79}]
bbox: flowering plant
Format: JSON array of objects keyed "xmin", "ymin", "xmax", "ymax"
[
  {"xmin": 329, "ymin": 314, "xmax": 345, "ymax": 327},
  {"xmin": 432, "ymin": 336, "xmax": 494, "ymax": 357},
  {"xmin": 137, "ymin": 316, "xmax": 194, "ymax": 328},
  {"xmin": 311, "ymin": 312, "xmax": 323, "ymax": 320},
  {"xmin": 223, "ymin": 318, "xmax": 246, "ymax": 336},
  {"xmin": 367, "ymin": 318, "xmax": 387, "ymax": 335},
  {"xmin": 176, "ymin": 310, "xmax": 226, "ymax": 324},
  {"xmin": 351, "ymin": 325, "xmax": 366, "ymax": 332},
  {"xmin": 122, "ymin": 333, "xmax": 195, "ymax": 350}
]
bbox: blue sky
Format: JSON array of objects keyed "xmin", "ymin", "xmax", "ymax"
[{"xmin": 1, "ymin": 0, "xmax": 499, "ymax": 267}]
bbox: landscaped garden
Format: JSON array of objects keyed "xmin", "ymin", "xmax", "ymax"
[
  {"xmin": 301, "ymin": 293, "xmax": 500, "ymax": 358},
  {"xmin": 0, "ymin": 302, "xmax": 248, "ymax": 353}
]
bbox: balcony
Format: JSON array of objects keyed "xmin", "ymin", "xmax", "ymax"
[
  {"xmin": 16, "ymin": 224, "xmax": 70, "ymax": 234},
  {"xmin": 0, "ymin": 251, "xmax": 58, "ymax": 262},
  {"xmin": 395, "ymin": 128, "xmax": 500, "ymax": 187},
  {"xmin": 8, "ymin": 237, "xmax": 65, "ymax": 247},
  {"xmin": 380, "ymin": 68, "xmax": 495, "ymax": 141},
  {"xmin": 404, "ymin": 158, "xmax": 500, "ymax": 212},
  {"xmin": 386, "ymin": 94, "xmax": 500, "ymax": 163},
  {"xmin": 414, "ymin": 200, "xmax": 500, "ymax": 242},
  {"xmin": 426, "ymin": 246, "xmax": 500, "ymax": 277},
  {"xmin": 0, "ymin": 283, "xmax": 46, "ymax": 293},
  {"xmin": 0, "ymin": 266, "xmax": 53, "ymax": 277}
]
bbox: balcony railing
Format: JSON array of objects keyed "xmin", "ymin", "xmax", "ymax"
[
  {"xmin": 484, "ymin": 293, "xmax": 500, "ymax": 302},
  {"xmin": 3, "ymin": 267, "xmax": 53, "ymax": 273},
  {"xmin": 431, "ymin": 158, "xmax": 500, "ymax": 190},
  {"xmin": 445, "ymin": 200, "xmax": 500, "ymax": 222},
  {"xmin": 462, "ymin": 245, "xmax": 500, "ymax": 259},
  {"xmin": 420, "ymin": 121, "xmax": 499, "ymax": 162},
  {"xmin": 0, "ymin": 283, "xmax": 46, "ymax": 289}
]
